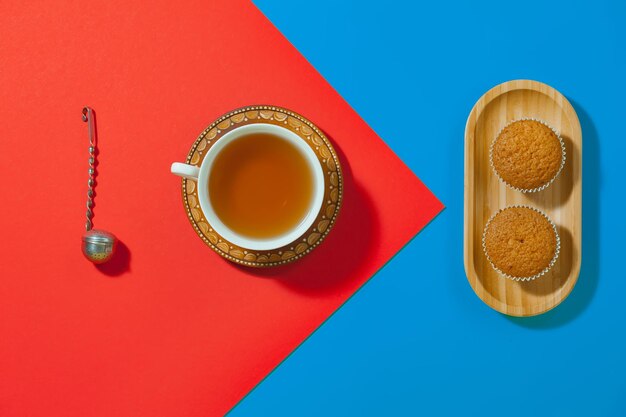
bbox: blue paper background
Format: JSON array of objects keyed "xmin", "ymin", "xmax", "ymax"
[{"xmin": 231, "ymin": 1, "xmax": 626, "ymax": 415}]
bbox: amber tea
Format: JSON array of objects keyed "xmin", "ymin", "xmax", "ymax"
[{"xmin": 208, "ymin": 133, "xmax": 314, "ymax": 239}]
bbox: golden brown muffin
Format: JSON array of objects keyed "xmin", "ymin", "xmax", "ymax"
[
  {"xmin": 491, "ymin": 119, "xmax": 564, "ymax": 191},
  {"xmin": 483, "ymin": 206, "xmax": 558, "ymax": 279}
]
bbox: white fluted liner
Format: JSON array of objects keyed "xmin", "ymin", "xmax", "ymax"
[
  {"xmin": 490, "ymin": 118, "xmax": 566, "ymax": 193},
  {"xmin": 482, "ymin": 205, "xmax": 560, "ymax": 282}
]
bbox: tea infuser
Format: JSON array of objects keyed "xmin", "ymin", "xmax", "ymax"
[{"xmin": 81, "ymin": 106, "xmax": 118, "ymax": 264}]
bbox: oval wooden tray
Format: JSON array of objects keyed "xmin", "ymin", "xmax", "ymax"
[{"xmin": 464, "ymin": 80, "xmax": 582, "ymax": 316}]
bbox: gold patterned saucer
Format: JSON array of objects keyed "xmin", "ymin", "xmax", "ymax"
[{"xmin": 180, "ymin": 105, "xmax": 343, "ymax": 267}]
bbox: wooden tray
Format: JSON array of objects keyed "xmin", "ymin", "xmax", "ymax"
[{"xmin": 464, "ymin": 80, "xmax": 582, "ymax": 316}]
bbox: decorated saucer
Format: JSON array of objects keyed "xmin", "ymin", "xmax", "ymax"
[{"xmin": 180, "ymin": 105, "xmax": 343, "ymax": 267}]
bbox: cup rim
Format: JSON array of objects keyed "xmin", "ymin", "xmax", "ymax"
[{"xmin": 195, "ymin": 123, "xmax": 325, "ymax": 250}]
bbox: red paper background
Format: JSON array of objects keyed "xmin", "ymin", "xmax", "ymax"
[{"xmin": 0, "ymin": 1, "xmax": 442, "ymax": 416}]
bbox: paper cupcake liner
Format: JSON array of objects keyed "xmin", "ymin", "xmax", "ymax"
[
  {"xmin": 489, "ymin": 117, "xmax": 566, "ymax": 193},
  {"xmin": 482, "ymin": 205, "xmax": 560, "ymax": 282}
]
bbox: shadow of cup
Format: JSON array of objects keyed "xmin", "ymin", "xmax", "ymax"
[{"xmin": 233, "ymin": 133, "xmax": 381, "ymax": 296}]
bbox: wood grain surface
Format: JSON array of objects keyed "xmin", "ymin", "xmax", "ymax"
[{"xmin": 464, "ymin": 80, "xmax": 582, "ymax": 316}]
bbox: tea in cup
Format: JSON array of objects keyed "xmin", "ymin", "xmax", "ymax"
[{"xmin": 171, "ymin": 123, "xmax": 325, "ymax": 250}]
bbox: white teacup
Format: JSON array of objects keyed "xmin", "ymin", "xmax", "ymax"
[{"xmin": 171, "ymin": 123, "xmax": 325, "ymax": 251}]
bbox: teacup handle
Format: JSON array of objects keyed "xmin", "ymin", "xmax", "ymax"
[{"xmin": 171, "ymin": 162, "xmax": 200, "ymax": 180}]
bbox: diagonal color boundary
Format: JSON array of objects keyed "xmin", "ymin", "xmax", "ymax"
[{"xmin": 227, "ymin": 210, "xmax": 443, "ymax": 415}]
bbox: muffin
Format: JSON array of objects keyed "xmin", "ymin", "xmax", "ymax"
[
  {"xmin": 491, "ymin": 118, "xmax": 565, "ymax": 192},
  {"xmin": 483, "ymin": 206, "xmax": 559, "ymax": 281}
]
